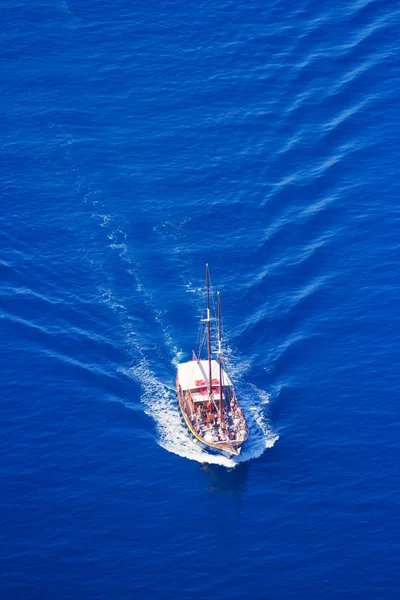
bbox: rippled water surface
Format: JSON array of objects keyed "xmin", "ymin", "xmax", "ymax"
[{"xmin": 1, "ymin": 1, "xmax": 400, "ymax": 598}]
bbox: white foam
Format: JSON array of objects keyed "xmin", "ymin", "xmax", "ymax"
[
  {"xmin": 92, "ymin": 213, "xmax": 111, "ymax": 228},
  {"xmin": 120, "ymin": 356, "xmax": 278, "ymax": 469},
  {"xmin": 108, "ymin": 243, "xmax": 128, "ymax": 259},
  {"xmin": 99, "ymin": 287, "xmax": 125, "ymax": 312},
  {"xmin": 185, "ymin": 282, "xmax": 204, "ymax": 294}
]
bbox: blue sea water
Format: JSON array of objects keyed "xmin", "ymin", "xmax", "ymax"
[{"xmin": 1, "ymin": 0, "xmax": 400, "ymax": 598}]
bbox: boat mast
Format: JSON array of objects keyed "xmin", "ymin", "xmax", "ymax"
[
  {"xmin": 206, "ymin": 264, "xmax": 212, "ymax": 399},
  {"xmin": 217, "ymin": 291, "xmax": 223, "ymax": 421}
]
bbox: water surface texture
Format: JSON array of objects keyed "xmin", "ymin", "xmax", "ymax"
[{"xmin": 1, "ymin": 1, "xmax": 400, "ymax": 598}]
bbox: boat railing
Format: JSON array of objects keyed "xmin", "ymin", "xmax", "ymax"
[{"xmin": 213, "ymin": 438, "xmax": 245, "ymax": 445}]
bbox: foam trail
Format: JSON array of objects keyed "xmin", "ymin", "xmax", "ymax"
[
  {"xmin": 120, "ymin": 357, "xmax": 278, "ymax": 469},
  {"xmin": 120, "ymin": 360, "xmax": 237, "ymax": 467},
  {"xmin": 238, "ymin": 383, "xmax": 279, "ymax": 460}
]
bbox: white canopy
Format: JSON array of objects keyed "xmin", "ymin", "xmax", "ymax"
[{"xmin": 177, "ymin": 359, "xmax": 233, "ymax": 392}]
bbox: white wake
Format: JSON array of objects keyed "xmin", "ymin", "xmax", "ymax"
[{"xmin": 120, "ymin": 357, "xmax": 278, "ymax": 469}]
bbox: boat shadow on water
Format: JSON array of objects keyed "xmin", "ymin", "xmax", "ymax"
[{"xmin": 200, "ymin": 462, "xmax": 249, "ymax": 496}]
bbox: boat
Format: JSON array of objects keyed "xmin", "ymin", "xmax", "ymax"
[{"xmin": 176, "ymin": 265, "xmax": 248, "ymax": 456}]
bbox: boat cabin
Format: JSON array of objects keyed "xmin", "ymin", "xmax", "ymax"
[{"xmin": 177, "ymin": 359, "xmax": 233, "ymax": 411}]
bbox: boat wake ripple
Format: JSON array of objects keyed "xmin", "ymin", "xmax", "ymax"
[{"xmin": 89, "ymin": 192, "xmax": 278, "ymax": 468}]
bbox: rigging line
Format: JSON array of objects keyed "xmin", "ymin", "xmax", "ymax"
[
  {"xmin": 195, "ymin": 301, "xmax": 207, "ymax": 358},
  {"xmin": 195, "ymin": 310, "xmax": 203, "ymax": 357},
  {"xmin": 208, "ymin": 272, "xmax": 218, "ymax": 327},
  {"xmin": 197, "ymin": 313, "xmax": 208, "ymax": 358},
  {"xmin": 194, "ymin": 274, "xmax": 207, "ymax": 360},
  {"xmin": 198, "ymin": 328, "xmax": 207, "ymax": 360}
]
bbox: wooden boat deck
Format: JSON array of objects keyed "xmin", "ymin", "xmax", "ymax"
[{"xmin": 176, "ymin": 375, "xmax": 248, "ymax": 456}]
